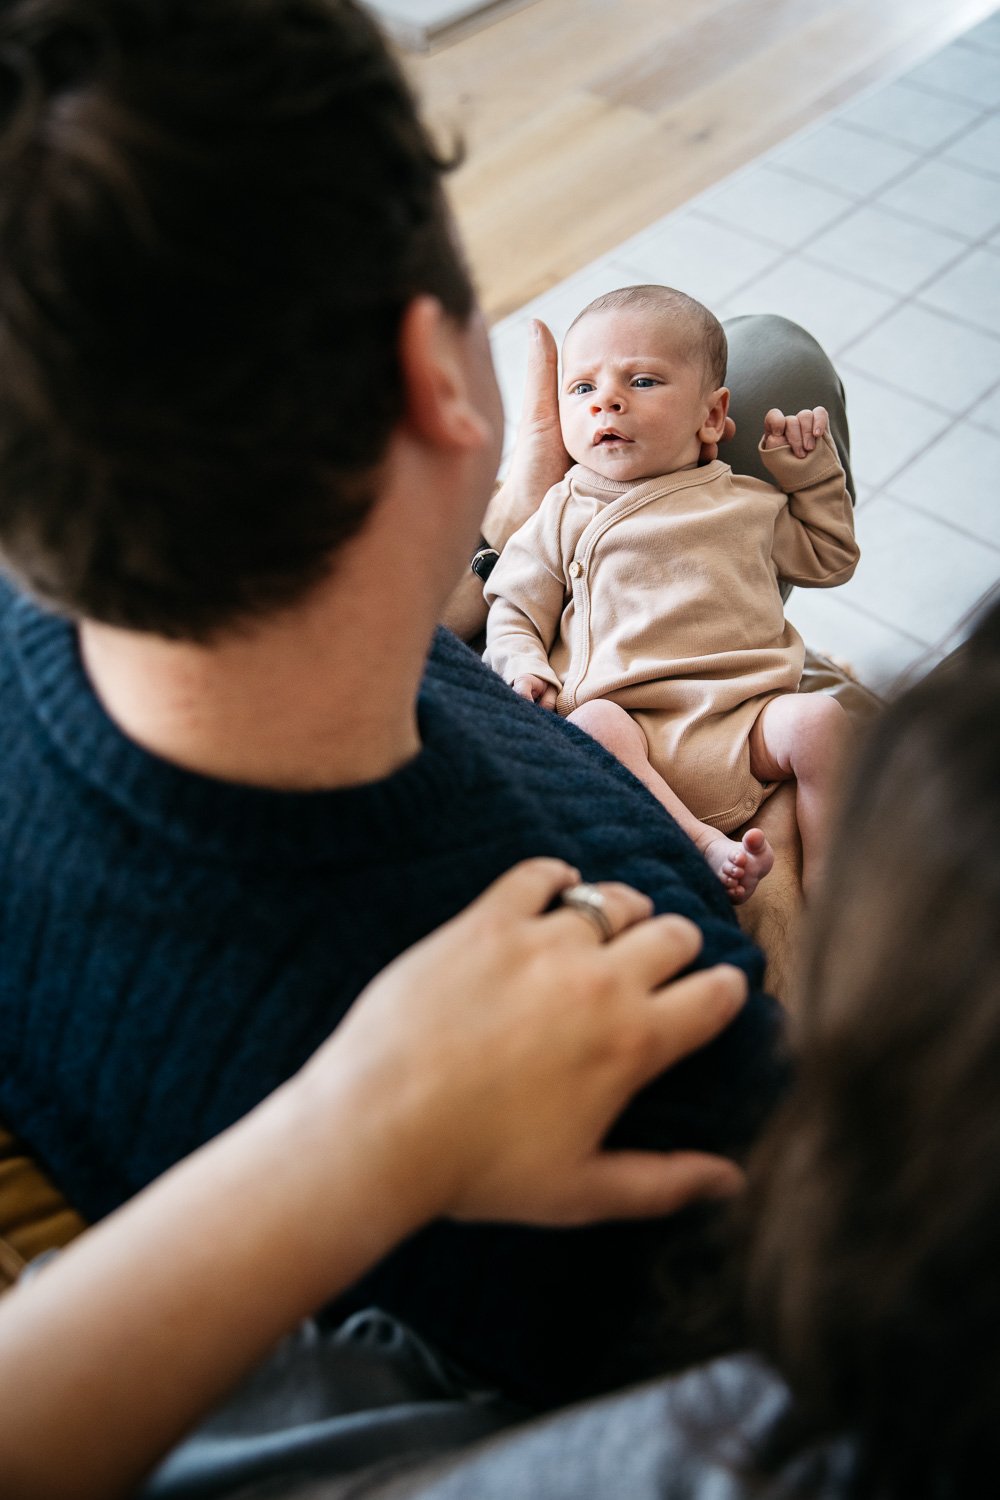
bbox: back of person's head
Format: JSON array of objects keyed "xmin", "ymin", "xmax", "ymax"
[
  {"xmin": 566, "ymin": 284, "xmax": 728, "ymax": 391},
  {"xmin": 745, "ymin": 591, "xmax": 1000, "ymax": 1496},
  {"xmin": 0, "ymin": 0, "xmax": 473, "ymax": 639}
]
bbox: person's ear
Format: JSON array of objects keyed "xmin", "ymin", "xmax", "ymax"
[
  {"xmin": 697, "ymin": 386, "xmax": 730, "ymax": 445},
  {"xmin": 397, "ymin": 296, "xmax": 491, "ymax": 453}
]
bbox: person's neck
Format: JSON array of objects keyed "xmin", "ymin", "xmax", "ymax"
[{"xmin": 79, "ymin": 541, "xmax": 434, "ymax": 793}]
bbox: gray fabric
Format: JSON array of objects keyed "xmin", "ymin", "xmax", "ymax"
[
  {"xmin": 146, "ymin": 1348, "xmax": 856, "ymax": 1500},
  {"xmin": 143, "ymin": 1312, "xmax": 526, "ymax": 1499}
]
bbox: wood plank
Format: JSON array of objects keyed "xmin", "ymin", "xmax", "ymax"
[{"xmin": 406, "ymin": 0, "xmax": 1000, "ymax": 322}]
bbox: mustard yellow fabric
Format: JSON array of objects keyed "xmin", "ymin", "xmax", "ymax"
[{"xmin": 0, "ymin": 1122, "xmax": 87, "ymax": 1292}]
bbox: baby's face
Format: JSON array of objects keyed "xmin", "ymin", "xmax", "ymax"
[{"xmin": 559, "ymin": 307, "xmax": 720, "ymax": 482}]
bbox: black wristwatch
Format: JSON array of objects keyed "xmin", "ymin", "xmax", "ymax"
[{"xmin": 471, "ymin": 538, "xmax": 500, "ymax": 582}]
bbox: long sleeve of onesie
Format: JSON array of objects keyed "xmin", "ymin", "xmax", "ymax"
[
  {"xmin": 482, "ymin": 477, "xmax": 574, "ymax": 691},
  {"xmin": 760, "ymin": 431, "xmax": 859, "ymax": 587}
]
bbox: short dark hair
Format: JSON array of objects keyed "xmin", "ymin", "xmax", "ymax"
[
  {"xmin": 566, "ymin": 284, "xmax": 728, "ymax": 390},
  {"xmin": 0, "ymin": 0, "xmax": 474, "ymax": 639},
  {"xmin": 745, "ymin": 589, "xmax": 1000, "ymax": 1496}
]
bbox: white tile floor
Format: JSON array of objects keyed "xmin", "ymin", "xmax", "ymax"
[{"xmin": 489, "ymin": 13, "xmax": 1000, "ymax": 694}]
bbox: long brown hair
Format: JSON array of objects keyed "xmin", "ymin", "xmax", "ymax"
[{"xmin": 746, "ymin": 592, "xmax": 1000, "ymax": 1496}]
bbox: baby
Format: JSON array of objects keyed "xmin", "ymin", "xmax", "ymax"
[{"xmin": 484, "ymin": 285, "xmax": 859, "ymax": 902}]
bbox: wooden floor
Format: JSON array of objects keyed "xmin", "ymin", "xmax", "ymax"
[{"xmin": 406, "ymin": 0, "xmax": 999, "ymax": 322}]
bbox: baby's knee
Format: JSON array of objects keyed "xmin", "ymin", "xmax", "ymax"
[
  {"xmin": 568, "ymin": 699, "xmax": 645, "ymax": 756},
  {"xmin": 794, "ymin": 694, "xmax": 850, "ymax": 760}
]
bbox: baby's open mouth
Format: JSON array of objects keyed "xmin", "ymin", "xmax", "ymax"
[{"xmin": 594, "ymin": 429, "xmax": 631, "ymax": 445}]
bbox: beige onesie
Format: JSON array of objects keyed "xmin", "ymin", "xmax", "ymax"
[{"xmin": 484, "ymin": 433, "xmax": 858, "ymax": 834}]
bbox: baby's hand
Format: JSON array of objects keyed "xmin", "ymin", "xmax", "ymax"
[
  {"xmin": 513, "ymin": 675, "xmax": 558, "ymax": 710},
  {"xmin": 762, "ymin": 406, "xmax": 829, "ymax": 458}
]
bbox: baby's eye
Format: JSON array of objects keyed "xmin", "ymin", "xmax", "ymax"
[
  {"xmin": 568, "ymin": 381, "xmax": 595, "ymax": 395},
  {"xmin": 631, "ymin": 377, "xmax": 659, "ymax": 388}
]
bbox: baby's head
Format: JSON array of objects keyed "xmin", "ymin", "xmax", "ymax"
[{"xmin": 559, "ymin": 285, "xmax": 729, "ymax": 482}]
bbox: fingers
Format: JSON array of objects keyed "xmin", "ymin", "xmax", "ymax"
[
  {"xmin": 474, "ymin": 864, "xmax": 658, "ymax": 935},
  {"xmin": 539, "ymin": 685, "xmax": 558, "ymax": 710},
  {"xmin": 559, "ymin": 1150, "xmax": 745, "ymax": 1224},
  {"xmin": 762, "ymin": 408, "xmax": 786, "ymax": 449},
  {"xmin": 641, "ymin": 963, "xmax": 748, "ymax": 1080},
  {"xmin": 547, "ymin": 880, "xmax": 653, "ymax": 944},
  {"xmin": 606, "ymin": 911, "xmax": 703, "ymax": 986},
  {"xmin": 764, "ymin": 407, "xmax": 827, "ymax": 457},
  {"xmin": 473, "ymin": 858, "xmax": 580, "ymax": 920},
  {"xmin": 512, "ymin": 675, "xmax": 543, "ymax": 702}
]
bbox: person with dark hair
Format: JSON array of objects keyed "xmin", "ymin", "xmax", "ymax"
[
  {"xmin": 484, "ymin": 285, "xmax": 859, "ymax": 904},
  {"xmin": 0, "ymin": 0, "xmax": 846, "ymax": 1408}
]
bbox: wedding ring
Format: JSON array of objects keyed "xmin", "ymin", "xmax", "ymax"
[{"xmin": 558, "ymin": 883, "xmax": 614, "ymax": 942}]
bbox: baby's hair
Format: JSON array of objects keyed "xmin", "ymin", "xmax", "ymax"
[{"xmin": 566, "ymin": 285, "xmax": 728, "ymax": 391}]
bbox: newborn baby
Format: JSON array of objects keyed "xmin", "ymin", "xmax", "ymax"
[{"xmin": 484, "ymin": 284, "xmax": 859, "ymax": 901}]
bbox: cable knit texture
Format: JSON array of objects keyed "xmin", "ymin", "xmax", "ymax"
[
  {"xmin": 485, "ymin": 435, "xmax": 858, "ymax": 831},
  {"xmin": 0, "ymin": 578, "xmax": 785, "ymax": 1404}
]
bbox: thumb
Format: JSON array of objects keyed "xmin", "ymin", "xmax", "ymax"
[{"xmin": 522, "ymin": 320, "xmax": 560, "ymax": 428}]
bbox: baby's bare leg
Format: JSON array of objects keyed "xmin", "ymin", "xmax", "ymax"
[
  {"xmin": 748, "ymin": 693, "xmax": 851, "ymax": 898},
  {"xmin": 568, "ymin": 699, "xmax": 774, "ymax": 905}
]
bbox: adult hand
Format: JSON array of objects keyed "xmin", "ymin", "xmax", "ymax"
[
  {"xmin": 481, "ymin": 320, "xmax": 569, "ymax": 550},
  {"xmin": 0, "ymin": 863, "xmax": 745, "ymax": 1500},
  {"xmin": 307, "ymin": 859, "xmax": 748, "ymax": 1229}
]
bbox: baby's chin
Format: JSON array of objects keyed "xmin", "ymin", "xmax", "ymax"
[{"xmin": 573, "ymin": 446, "xmax": 656, "ymax": 483}]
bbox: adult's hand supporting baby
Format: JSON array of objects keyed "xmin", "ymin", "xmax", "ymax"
[
  {"xmin": 482, "ymin": 320, "xmax": 569, "ymax": 551},
  {"xmin": 0, "ymin": 859, "xmax": 746, "ymax": 1500}
]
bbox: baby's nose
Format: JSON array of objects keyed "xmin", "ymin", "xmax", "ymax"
[{"xmin": 591, "ymin": 389, "xmax": 623, "ymax": 413}]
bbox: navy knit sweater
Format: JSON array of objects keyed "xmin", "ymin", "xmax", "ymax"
[{"xmin": 0, "ymin": 580, "xmax": 785, "ymax": 1404}]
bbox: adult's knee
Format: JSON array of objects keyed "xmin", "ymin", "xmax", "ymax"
[{"xmin": 722, "ymin": 313, "xmax": 854, "ymax": 501}]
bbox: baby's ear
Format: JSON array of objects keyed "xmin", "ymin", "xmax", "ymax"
[{"xmin": 698, "ymin": 386, "xmax": 730, "ymax": 444}]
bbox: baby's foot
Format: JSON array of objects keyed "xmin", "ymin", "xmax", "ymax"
[{"xmin": 699, "ymin": 827, "xmax": 774, "ymax": 905}]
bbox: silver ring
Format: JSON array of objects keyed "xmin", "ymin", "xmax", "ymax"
[{"xmin": 558, "ymin": 883, "xmax": 614, "ymax": 942}]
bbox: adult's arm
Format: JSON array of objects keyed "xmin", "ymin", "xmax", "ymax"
[{"xmin": 0, "ymin": 861, "xmax": 747, "ymax": 1500}]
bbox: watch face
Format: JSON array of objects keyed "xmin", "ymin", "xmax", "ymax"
[{"xmin": 472, "ymin": 548, "xmax": 500, "ymax": 582}]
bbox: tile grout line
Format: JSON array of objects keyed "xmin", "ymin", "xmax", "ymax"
[{"xmin": 872, "ymin": 490, "xmax": 1000, "ymax": 559}]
